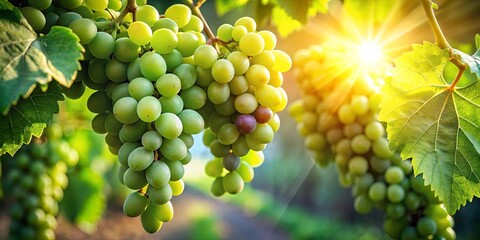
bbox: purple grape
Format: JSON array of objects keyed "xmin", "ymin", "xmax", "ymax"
[{"xmin": 235, "ymin": 114, "xmax": 257, "ymax": 134}]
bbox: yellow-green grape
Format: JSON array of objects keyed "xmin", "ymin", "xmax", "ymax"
[{"xmin": 128, "ymin": 21, "xmax": 153, "ymax": 46}]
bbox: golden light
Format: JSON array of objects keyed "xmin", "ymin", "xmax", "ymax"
[{"xmin": 357, "ymin": 41, "xmax": 383, "ymax": 66}]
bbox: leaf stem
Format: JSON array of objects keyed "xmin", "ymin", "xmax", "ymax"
[{"xmin": 420, "ymin": 0, "xmax": 466, "ymax": 89}]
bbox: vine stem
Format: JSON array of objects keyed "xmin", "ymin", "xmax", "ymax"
[
  {"xmin": 183, "ymin": 0, "xmax": 215, "ymax": 40},
  {"xmin": 420, "ymin": 0, "xmax": 466, "ymax": 90},
  {"xmin": 113, "ymin": 0, "xmax": 137, "ymax": 25}
]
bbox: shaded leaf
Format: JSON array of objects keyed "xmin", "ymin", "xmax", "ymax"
[
  {"xmin": 379, "ymin": 42, "xmax": 480, "ymax": 214},
  {"xmin": 0, "ymin": 84, "xmax": 64, "ymax": 156},
  {"xmin": 60, "ymin": 168, "xmax": 106, "ymax": 233},
  {"xmin": 215, "ymin": 0, "xmax": 250, "ymax": 16},
  {"xmin": 0, "ymin": 23, "xmax": 83, "ymax": 113},
  {"xmin": 453, "ymin": 47, "xmax": 480, "ymax": 79},
  {"xmin": 0, "ymin": 0, "xmax": 22, "ymax": 23}
]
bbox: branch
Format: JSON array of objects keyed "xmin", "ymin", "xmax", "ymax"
[
  {"xmin": 420, "ymin": 0, "xmax": 466, "ymax": 89},
  {"xmin": 113, "ymin": 0, "xmax": 137, "ymax": 25},
  {"xmin": 183, "ymin": 0, "xmax": 215, "ymax": 39}
]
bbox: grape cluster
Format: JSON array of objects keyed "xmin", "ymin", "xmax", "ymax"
[
  {"xmin": 15, "ymin": 0, "xmax": 291, "ymax": 233},
  {"xmin": 1, "ymin": 126, "xmax": 78, "ymax": 240},
  {"xmin": 290, "ymin": 44, "xmax": 456, "ymax": 240},
  {"xmin": 199, "ymin": 17, "xmax": 290, "ymax": 196}
]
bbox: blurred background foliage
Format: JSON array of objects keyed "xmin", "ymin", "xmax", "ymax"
[{"xmin": 2, "ymin": 0, "xmax": 480, "ymax": 239}]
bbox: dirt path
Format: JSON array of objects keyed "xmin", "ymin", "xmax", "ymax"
[{"xmin": 1, "ymin": 187, "xmax": 290, "ymax": 240}]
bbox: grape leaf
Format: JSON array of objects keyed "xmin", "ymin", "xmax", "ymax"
[
  {"xmin": 0, "ymin": 84, "xmax": 64, "ymax": 156},
  {"xmin": 475, "ymin": 34, "xmax": 480, "ymax": 49},
  {"xmin": 378, "ymin": 42, "xmax": 480, "ymax": 214},
  {"xmin": 215, "ymin": 0, "xmax": 250, "ymax": 16},
  {"xmin": 0, "ymin": 21, "xmax": 83, "ymax": 113},
  {"xmin": 0, "ymin": 0, "xmax": 22, "ymax": 23},
  {"xmin": 277, "ymin": 0, "xmax": 329, "ymax": 23}
]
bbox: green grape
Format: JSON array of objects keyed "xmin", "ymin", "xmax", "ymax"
[
  {"xmin": 170, "ymin": 180, "xmax": 185, "ymax": 196},
  {"xmin": 113, "ymin": 97, "xmax": 139, "ymax": 124},
  {"xmin": 155, "ymin": 113, "xmax": 183, "ymax": 139},
  {"xmin": 142, "ymin": 131, "xmax": 162, "ymax": 151},
  {"xmin": 20, "ymin": 7, "xmax": 46, "ymax": 31},
  {"xmin": 159, "ymin": 95, "xmax": 184, "ymax": 114},
  {"xmin": 62, "ymin": 81, "xmax": 86, "ymax": 99},
  {"xmin": 28, "ymin": 0, "xmax": 52, "ymax": 10},
  {"xmin": 129, "ymin": 77, "xmax": 154, "ymax": 100},
  {"xmin": 146, "ymin": 161, "xmax": 171, "ymax": 188},
  {"xmin": 162, "ymin": 50, "xmax": 183, "ymax": 72},
  {"xmin": 368, "ymin": 181, "xmax": 386, "ymax": 202},
  {"xmin": 251, "ymin": 124, "xmax": 274, "ymax": 144},
  {"xmin": 123, "ymin": 191, "xmax": 148, "ymax": 217},
  {"xmin": 173, "ymin": 64, "xmax": 197, "ymax": 90},
  {"xmin": 151, "ymin": 28, "xmax": 178, "ymax": 54},
  {"xmin": 245, "ymin": 64, "xmax": 269, "ymax": 87},
  {"xmin": 114, "ymin": 37, "xmax": 141, "ymax": 63},
  {"xmin": 350, "ymin": 95, "xmax": 369, "ymax": 115},
  {"xmin": 119, "ymin": 121, "xmax": 147, "ymax": 142},
  {"xmin": 207, "ymin": 82, "xmax": 230, "ymax": 104},
  {"xmin": 156, "ymin": 74, "xmax": 182, "ymax": 97},
  {"xmin": 252, "ymin": 51, "xmax": 275, "ymax": 68},
  {"xmin": 176, "ymin": 32, "xmax": 199, "ymax": 57},
  {"xmin": 417, "ymin": 216, "xmax": 438, "ymax": 236},
  {"xmin": 128, "ymin": 21, "xmax": 153, "ymax": 46},
  {"xmin": 57, "ymin": 12, "xmax": 82, "ymax": 26},
  {"xmin": 59, "ymin": 0, "xmax": 83, "ymax": 9},
  {"xmin": 211, "ymin": 177, "xmax": 226, "ymax": 196},
  {"xmin": 234, "ymin": 16, "xmax": 256, "ymax": 32},
  {"xmin": 387, "ymin": 184, "xmax": 405, "ymax": 203},
  {"xmin": 350, "ymin": 134, "xmax": 372, "ymax": 154},
  {"xmin": 127, "ymin": 58, "xmax": 143, "ymax": 81},
  {"xmin": 236, "ymin": 162, "xmax": 254, "ymax": 182},
  {"xmin": 118, "ymin": 142, "xmax": 141, "ymax": 166},
  {"xmin": 108, "ymin": 0, "xmax": 123, "ymax": 11},
  {"xmin": 205, "ymin": 158, "xmax": 224, "ymax": 177},
  {"xmin": 88, "ymin": 32, "xmax": 115, "ymax": 59},
  {"xmin": 372, "ymin": 138, "xmax": 394, "ymax": 158},
  {"xmin": 72, "ymin": 5, "xmax": 94, "ymax": 19},
  {"xmin": 69, "ymin": 18, "xmax": 97, "ymax": 44},
  {"xmin": 211, "ymin": 59, "xmax": 235, "ymax": 84},
  {"xmin": 272, "ymin": 50, "xmax": 292, "ymax": 72},
  {"xmin": 140, "ymin": 52, "xmax": 167, "ymax": 81},
  {"xmin": 153, "ymin": 18, "xmax": 179, "ymax": 32},
  {"xmin": 152, "ymin": 201, "xmax": 174, "ymax": 222},
  {"xmin": 385, "ymin": 166, "xmax": 405, "ymax": 184},
  {"xmin": 239, "ymin": 32, "xmax": 265, "ymax": 56},
  {"xmin": 400, "ymin": 226, "xmax": 420, "ymax": 240},
  {"xmin": 229, "ymin": 76, "xmax": 249, "ymax": 95},
  {"xmin": 194, "ymin": 45, "xmax": 218, "ymax": 69},
  {"xmin": 223, "ymin": 172, "xmax": 244, "ymax": 194},
  {"xmin": 128, "ymin": 147, "xmax": 154, "ymax": 171},
  {"xmin": 178, "ymin": 109, "xmax": 205, "ymax": 134},
  {"xmin": 209, "ymin": 140, "xmax": 230, "ymax": 157},
  {"xmin": 180, "ymin": 86, "xmax": 206, "ymax": 110},
  {"xmin": 105, "ymin": 133, "xmax": 123, "ymax": 148},
  {"xmin": 137, "ymin": 96, "xmax": 162, "ymax": 122},
  {"xmin": 386, "ymin": 203, "xmax": 406, "ymax": 219},
  {"xmin": 232, "ymin": 25, "xmax": 248, "ymax": 41},
  {"xmin": 348, "ymin": 156, "xmax": 369, "ymax": 175},
  {"xmin": 123, "ymin": 168, "xmax": 148, "ymax": 189},
  {"xmin": 179, "ymin": 133, "xmax": 194, "ymax": 149},
  {"xmin": 258, "ymin": 30, "xmax": 276, "ymax": 50},
  {"xmin": 85, "ymin": 0, "xmax": 108, "ymax": 11},
  {"xmin": 232, "ymin": 135, "xmax": 249, "ymax": 156},
  {"xmin": 159, "ymin": 138, "xmax": 187, "ymax": 161},
  {"xmin": 216, "ymin": 24, "xmax": 233, "ymax": 41},
  {"xmin": 147, "ymin": 184, "xmax": 172, "ymax": 205},
  {"xmin": 255, "ymin": 85, "xmax": 282, "ymax": 109},
  {"xmin": 105, "ymin": 58, "xmax": 128, "ymax": 83},
  {"xmin": 88, "ymin": 58, "xmax": 109, "ymax": 84},
  {"xmin": 105, "ymin": 113, "xmax": 123, "ymax": 135},
  {"xmin": 136, "ymin": 5, "xmax": 159, "ymax": 26},
  {"xmin": 354, "ymin": 194, "xmax": 373, "ymax": 214},
  {"xmin": 364, "ymin": 121, "xmax": 384, "ymax": 140},
  {"xmin": 182, "ymin": 15, "xmax": 203, "ymax": 32},
  {"xmin": 141, "ymin": 203, "xmax": 163, "ymax": 233},
  {"xmin": 87, "ymin": 91, "xmax": 111, "ymax": 113},
  {"xmin": 164, "ymin": 4, "xmax": 192, "ymax": 28},
  {"xmin": 217, "ymin": 123, "xmax": 240, "ymax": 145},
  {"xmin": 42, "ymin": 11, "xmax": 59, "ymax": 33}
]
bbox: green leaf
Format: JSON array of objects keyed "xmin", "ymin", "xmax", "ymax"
[
  {"xmin": 0, "ymin": 84, "xmax": 64, "ymax": 156},
  {"xmin": 60, "ymin": 168, "xmax": 106, "ymax": 233},
  {"xmin": 271, "ymin": 6, "xmax": 302, "ymax": 37},
  {"xmin": 0, "ymin": 23, "xmax": 83, "ymax": 113},
  {"xmin": 0, "ymin": 0, "xmax": 22, "ymax": 23},
  {"xmin": 215, "ymin": 0, "xmax": 250, "ymax": 16},
  {"xmin": 476, "ymin": 34, "xmax": 480, "ymax": 49},
  {"xmin": 277, "ymin": 0, "xmax": 329, "ymax": 23},
  {"xmin": 379, "ymin": 42, "xmax": 480, "ymax": 214}
]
